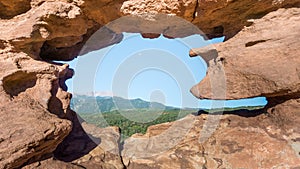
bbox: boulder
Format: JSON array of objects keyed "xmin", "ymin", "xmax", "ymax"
[
  {"xmin": 0, "ymin": 98, "xmax": 71, "ymax": 169},
  {"xmin": 122, "ymin": 108, "xmax": 300, "ymax": 169},
  {"xmin": 190, "ymin": 8, "xmax": 300, "ymax": 100}
]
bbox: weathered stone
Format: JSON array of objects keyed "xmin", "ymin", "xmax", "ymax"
[
  {"xmin": 190, "ymin": 8, "xmax": 300, "ymax": 100},
  {"xmin": 0, "ymin": 0, "xmax": 299, "ymax": 168},
  {"xmin": 122, "ymin": 106, "xmax": 300, "ymax": 169},
  {"xmin": 0, "ymin": 98, "xmax": 71, "ymax": 169},
  {"xmin": 121, "ymin": 0, "xmax": 300, "ymax": 39},
  {"xmin": 22, "ymin": 157, "xmax": 84, "ymax": 169},
  {"xmin": 0, "ymin": 1, "xmax": 92, "ymax": 60},
  {"xmin": 54, "ymin": 114, "xmax": 125, "ymax": 169},
  {"xmin": 0, "ymin": 0, "xmax": 31, "ymax": 19},
  {"xmin": 0, "ymin": 52, "xmax": 74, "ymax": 168}
]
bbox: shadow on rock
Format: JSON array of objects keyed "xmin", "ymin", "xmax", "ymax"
[
  {"xmin": 54, "ymin": 110, "xmax": 99, "ymax": 162},
  {"xmin": 195, "ymin": 108, "xmax": 266, "ymax": 118}
]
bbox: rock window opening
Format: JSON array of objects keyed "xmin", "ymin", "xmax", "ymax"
[{"xmin": 58, "ymin": 33, "xmax": 267, "ymax": 138}]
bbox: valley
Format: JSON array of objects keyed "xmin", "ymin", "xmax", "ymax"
[{"xmin": 72, "ymin": 95, "xmax": 264, "ymax": 138}]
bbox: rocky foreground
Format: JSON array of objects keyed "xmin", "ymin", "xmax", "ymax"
[{"xmin": 0, "ymin": 0, "xmax": 299, "ymax": 168}]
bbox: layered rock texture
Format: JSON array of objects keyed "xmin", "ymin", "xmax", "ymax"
[
  {"xmin": 0, "ymin": 0, "xmax": 299, "ymax": 169},
  {"xmin": 190, "ymin": 7, "xmax": 300, "ymax": 100}
]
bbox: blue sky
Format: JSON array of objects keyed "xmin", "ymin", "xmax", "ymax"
[{"xmin": 64, "ymin": 33, "xmax": 267, "ymax": 108}]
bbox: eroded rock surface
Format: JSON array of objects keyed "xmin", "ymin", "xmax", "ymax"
[
  {"xmin": 22, "ymin": 158, "xmax": 84, "ymax": 169},
  {"xmin": 0, "ymin": 0, "xmax": 31, "ymax": 19},
  {"xmin": 122, "ymin": 109, "xmax": 300, "ymax": 169},
  {"xmin": 54, "ymin": 115, "xmax": 124, "ymax": 169},
  {"xmin": 0, "ymin": 58, "xmax": 72, "ymax": 168},
  {"xmin": 0, "ymin": 50, "xmax": 73, "ymax": 169},
  {"xmin": 121, "ymin": 0, "xmax": 300, "ymax": 39},
  {"xmin": 1, "ymin": 0, "xmax": 298, "ymax": 61},
  {"xmin": 190, "ymin": 7, "xmax": 300, "ymax": 100},
  {"xmin": 0, "ymin": 0, "xmax": 299, "ymax": 168},
  {"xmin": 0, "ymin": 92, "xmax": 72, "ymax": 169}
]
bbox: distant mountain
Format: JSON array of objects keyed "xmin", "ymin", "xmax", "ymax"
[{"xmin": 71, "ymin": 95, "xmax": 177, "ymax": 113}]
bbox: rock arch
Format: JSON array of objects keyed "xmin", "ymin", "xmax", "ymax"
[{"xmin": 0, "ymin": 0, "xmax": 299, "ymax": 168}]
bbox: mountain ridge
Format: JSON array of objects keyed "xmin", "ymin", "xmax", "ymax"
[{"xmin": 71, "ymin": 94, "xmax": 178, "ymax": 113}]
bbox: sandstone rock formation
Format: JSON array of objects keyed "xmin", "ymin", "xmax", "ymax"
[
  {"xmin": 0, "ymin": 0, "xmax": 299, "ymax": 168},
  {"xmin": 122, "ymin": 109, "xmax": 300, "ymax": 169},
  {"xmin": 190, "ymin": 7, "xmax": 300, "ymax": 100},
  {"xmin": 0, "ymin": 98, "xmax": 71, "ymax": 169},
  {"xmin": 121, "ymin": 0, "xmax": 300, "ymax": 39},
  {"xmin": 22, "ymin": 158, "xmax": 84, "ymax": 169},
  {"xmin": 0, "ymin": 51, "xmax": 73, "ymax": 168},
  {"xmin": 0, "ymin": 0, "xmax": 31, "ymax": 19},
  {"xmin": 54, "ymin": 116, "xmax": 124, "ymax": 169}
]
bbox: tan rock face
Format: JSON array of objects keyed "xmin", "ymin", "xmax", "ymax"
[
  {"xmin": 121, "ymin": 0, "xmax": 197, "ymax": 21},
  {"xmin": 123, "ymin": 98, "xmax": 300, "ymax": 169},
  {"xmin": 0, "ymin": 51, "xmax": 73, "ymax": 169},
  {"xmin": 190, "ymin": 7, "xmax": 300, "ymax": 100},
  {"xmin": 122, "ymin": 105, "xmax": 300, "ymax": 169},
  {"xmin": 0, "ymin": 0, "xmax": 31, "ymax": 19},
  {"xmin": 0, "ymin": 0, "xmax": 299, "ymax": 168},
  {"xmin": 121, "ymin": 0, "xmax": 300, "ymax": 39},
  {"xmin": 0, "ymin": 98, "xmax": 71, "ymax": 169},
  {"xmin": 195, "ymin": 0, "xmax": 300, "ymax": 39},
  {"xmin": 54, "ymin": 116, "xmax": 125, "ymax": 169},
  {"xmin": 22, "ymin": 158, "xmax": 84, "ymax": 169},
  {"xmin": 122, "ymin": 115, "xmax": 206, "ymax": 169},
  {"xmin": 1, "ymin": 0, "xmax": 297, "ymax": 61},
  {"xmin": 0, "ymin": 1, "xmax": 92, "ymax": 60}
]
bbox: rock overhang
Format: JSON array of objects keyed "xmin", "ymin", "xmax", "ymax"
[{"xmin": 0, "ymin": 0, "xmax": 300, "ymax": 168}]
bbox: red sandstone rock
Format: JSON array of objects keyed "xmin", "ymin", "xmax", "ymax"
[
  {"xmin": 0, "ymin": 98, "xmax": 71, "ymax": 169},
  {"xmin": 0, "ymin": 0, "xmax": 299, "ymax": 168},
  {"xmin": 122, "ymin": 96, "xmax": 300, "ymax": 168},
  {"xmin": 121, "ymin": 0, "xmax": 300, "ymax": 39},
  {"xmin": 0, "ymin": 0, "xmax": 31, "ymax": 19},
  {"xmin": 22, "ymin": 157, "xmax": 84, "ymax": 169},
  {"xmin": 190, "ymin": 8, "xmax": 300, "ymax": 100}
]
